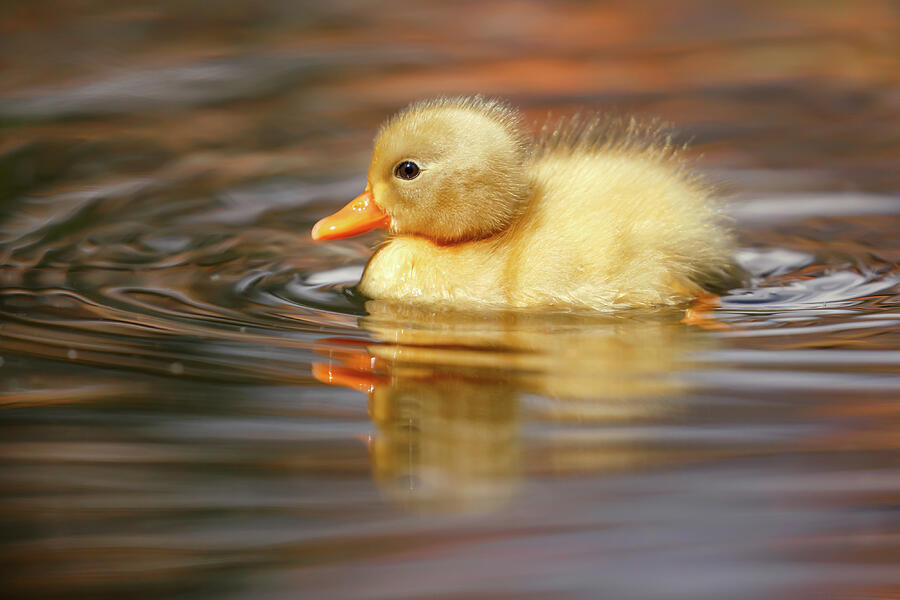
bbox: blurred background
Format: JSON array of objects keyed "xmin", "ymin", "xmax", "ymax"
[
  {"xmin": 2, "ymin": 0, "xmax": 899, "ymax": 201},
  {"xmin": 1, "ymin": 2, "xmax": 899, "ymax": 599}
]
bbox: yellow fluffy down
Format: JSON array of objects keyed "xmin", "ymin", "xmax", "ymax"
[{"xmin": 357, "ymin": 97, "xmax": 739, "ymax": 310}]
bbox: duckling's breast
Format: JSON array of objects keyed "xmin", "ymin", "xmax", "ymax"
[{"xmin": 359, "ymin": 236, "xmax": 509, "ymax": 306}]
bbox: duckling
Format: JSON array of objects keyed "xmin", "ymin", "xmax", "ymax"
[{"xmin": 312, "ymin": 96, "xmax": 738, "ymax": 309}]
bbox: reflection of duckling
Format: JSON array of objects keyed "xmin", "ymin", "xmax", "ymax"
[
  {"xmin": 368, "ymin": 377, "xmax": 520, "ymax": 514},
  {"xmin": 361, "ymin": 303, "xmax": 711, "ymax": 426},
  {"xmin": 313, "ymin": 339, "xmax": 520, "ymax": 513},
  {"xmin": 313, "ymin": 96, "xmax": 738, "ymax": 309},
  {"xmin": 313, "ymin": 308, "xmax": 722, "ymax": 512}
]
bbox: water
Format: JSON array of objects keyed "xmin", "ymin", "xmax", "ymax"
[{"xmin": 2, "ymin": 2, "xmax": 899, "ymax": 598}]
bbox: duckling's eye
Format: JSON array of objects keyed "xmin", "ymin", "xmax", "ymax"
[{"xmin": 394, "ymin": 161, "xmax": 420, "ymax": 180}]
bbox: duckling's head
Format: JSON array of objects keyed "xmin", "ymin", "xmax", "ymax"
[{"xmin": 313, "ymin": 97, "xmax": 531, "ymax": 244}]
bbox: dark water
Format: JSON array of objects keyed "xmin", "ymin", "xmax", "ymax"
[{"xmin": 2, "ymin": 2, "xmax": 899, "ymax": 599}]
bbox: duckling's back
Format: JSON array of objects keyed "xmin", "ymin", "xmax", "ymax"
[{"xmin": 500, "ymin": 118, "xmax": 737, "ymax": 308}]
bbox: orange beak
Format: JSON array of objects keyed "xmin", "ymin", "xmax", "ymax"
[{"xmin": 311, "ymin": 189, "xmax": 390, "ymax": 241}]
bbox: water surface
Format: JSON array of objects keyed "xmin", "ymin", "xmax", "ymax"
[{"xmin": 2, "ymin": 2, "xmax": 899, "ymax": 598}]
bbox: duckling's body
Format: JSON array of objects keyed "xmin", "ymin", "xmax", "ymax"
[
  {"xmin": 313, "ymin": 97, "xmax": 737, "ymax": 310},
  {"xmin": 363, "ymin": 149, "xmax": 733, "ymax": 308}
]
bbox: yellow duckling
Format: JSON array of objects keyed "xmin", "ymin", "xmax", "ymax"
[{"xmin": 312, "ymin": 96, "xmax": 738, "ymax": 309}]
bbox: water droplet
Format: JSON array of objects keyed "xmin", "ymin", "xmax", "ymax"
[
  {"xmin": 67, "ymin": 349, "xmax": 78, "ymax": 359},
  {"xmin": 170, "ymin": 362, "xmax": 184, "ymax": 375}
]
